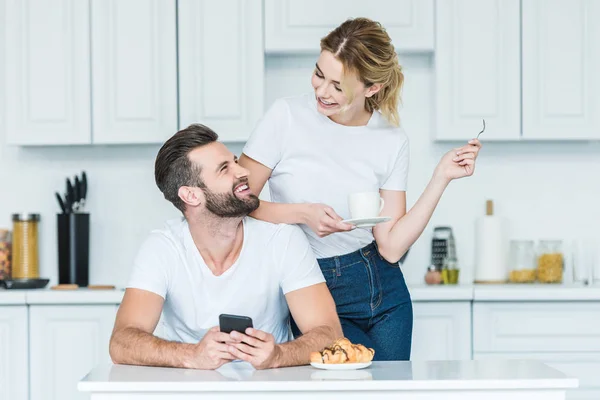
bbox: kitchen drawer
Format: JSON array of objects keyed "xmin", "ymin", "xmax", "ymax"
[
  {"xmin": 473, "ymin": 302, "xmax": 600, "ymax": 352},
  {"xmin": 474, "ymin": 352, "xmax": 600, "ymax": 390}
]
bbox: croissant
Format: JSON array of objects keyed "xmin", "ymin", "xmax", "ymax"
[{"xmin": 310, "ymin": 338, "xmax": 375, "ymax": 364}]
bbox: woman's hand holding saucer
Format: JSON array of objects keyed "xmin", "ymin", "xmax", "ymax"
[{"xmin": 304, "ymin": 203, "xmax": 355, "ymax": 238}]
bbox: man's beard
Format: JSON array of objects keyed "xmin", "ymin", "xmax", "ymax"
[{"xmin": 202, "ymin": 184, "xmax": 259, "ymax": 218}]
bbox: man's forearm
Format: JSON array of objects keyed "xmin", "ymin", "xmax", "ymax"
[
  {"xmin": 110, "ymin": 327, "xmax": 194, "ymax": 368},
  {"xmin": 272, "ymin": 325, "xmax": 340, "ymax": 368}
]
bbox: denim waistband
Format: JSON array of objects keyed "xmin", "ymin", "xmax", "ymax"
[{"xmin": 317, "ymin": 241, "xmax": 378, "ymax": 269}]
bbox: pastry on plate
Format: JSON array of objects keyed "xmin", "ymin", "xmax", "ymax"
[{"xmin": 310, "ymin": 338, "xmax": 375, "ymax": 364}]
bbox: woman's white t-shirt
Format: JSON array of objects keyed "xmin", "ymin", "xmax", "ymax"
[{"xmin": 243, "ymin": 94, "xmax": 410, "ymax": 259}]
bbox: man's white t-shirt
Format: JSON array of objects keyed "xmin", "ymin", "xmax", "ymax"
[
  {"xmin": 126, "ymin": 217, "xmax": 325, "ymax": 344},
  {"xmin": 243, "ymin": 93, "xmax": 410, "ymax": 259}
]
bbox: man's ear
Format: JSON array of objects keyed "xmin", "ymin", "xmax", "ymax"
[
  {"xmin": 178, "ymin": 186, "xmax": 203, "ymax": 208},
  {"xmin": 365, "ymin": 83, "xmax": 383, "ymax": 98}
]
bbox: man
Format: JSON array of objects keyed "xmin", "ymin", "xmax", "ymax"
[{"xmin": 109, "ymin": 124, "xmax": 342, "ymax": 370}]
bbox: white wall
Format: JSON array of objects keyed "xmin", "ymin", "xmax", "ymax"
[{"xmin": 1, "ymin": 48, "xmax": 599, "ymax": 287}]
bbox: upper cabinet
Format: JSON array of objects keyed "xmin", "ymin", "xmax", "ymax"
[
  {"xmin": 91, "ymin": 0, "xmax": 178, "ymax": 144},
  {"xmin": 178, "ymin": 0, "xmax": 264, "ymax": 142},
  {"xmin": 264, "ymin": 0, "xmax": 434, "ymax": 53},
  {"xmin": 5, "ymin": 0, "xmax": 91, "ymax": 145},
  {"xmin": 5, "ymin": 0, "xmax": 177, "ymax": 146},
  {"xmin": 522, "ymin": 0, "xmax": 600, "ymax": 140},
  {"xmin": 434, "ymin": 0, "xmax": 521, "ymax": 141}
]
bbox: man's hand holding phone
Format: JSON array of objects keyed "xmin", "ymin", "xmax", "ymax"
[
  {"xmin": 227, "ymin": 327, "xmax": 282, "ymax": 370},
  {"xmin": 185, "ymin": 326, "xmax": 236, "ymax": 370}
]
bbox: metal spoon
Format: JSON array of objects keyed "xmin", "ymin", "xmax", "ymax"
[{"xmin": 477, "ymin": 119, "xmax": 486, "ymax": 139}]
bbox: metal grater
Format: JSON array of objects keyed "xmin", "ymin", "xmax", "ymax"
[{"xmin": 431, "ymin": 226, "xmax": 455, "ymax": 269}]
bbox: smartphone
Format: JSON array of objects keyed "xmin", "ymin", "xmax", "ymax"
[{"xmin": 219, "ymin": 314, "xmax": 253, "ymax": 334}]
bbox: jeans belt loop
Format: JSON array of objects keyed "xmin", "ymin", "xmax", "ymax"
[{"xmin": 334, "ymin": 257, "xmax": 342, "ymax": 277}]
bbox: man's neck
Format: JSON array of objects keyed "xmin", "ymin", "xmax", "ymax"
[{"xmin": 187, "ymin": 213, "xmax": 245, "ymax": 276}]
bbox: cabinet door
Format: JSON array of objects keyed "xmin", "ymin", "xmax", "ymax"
[
  {"xmin": 29, "ymin": 305, "xmax": 117, "ymax": 400},
  {"xmin": 91, "ymin": 0, "xmax": 177, "ymax": 144},
  {"xmin": 5, "ymin": 0, "xmax": 91, "ymax": 145},
  {"xmin": 178, "ymin": 0, "xmax": 264, "ymax": 142},
  {"xmin": 522, "ymin": 0, "xmax": 600, "ymax": 140},
  {"xmin": 474, "ymin": 352, "xmax": 600, "ymax": 400},
  {"xmin": 411, "ymin": 302, "xmax": 472, "ymax": 360},
  {"xmin": 265, "ymin": 0, "xmax": 433, "ymax": 53},
  {"xmin": 0, "ymin": 306, "xmax": 28, "ymax": 400},
  {"xmin": 434, "ymin": 0, "xmax": 520, "ymax": 141}
]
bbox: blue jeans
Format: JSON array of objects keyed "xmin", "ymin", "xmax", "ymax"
[{"xmin": 292, "ymin": 241, "xmax": 413, "ymax": 361}]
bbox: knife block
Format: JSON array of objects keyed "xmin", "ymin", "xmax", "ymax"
[{"xmin": 57, "ymin": 213, "xmax": 89, "ymax": 287}]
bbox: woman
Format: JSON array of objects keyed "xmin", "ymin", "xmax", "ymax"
[{"xmin": 239, "ymin": 18, "xmax": 481, "ymax": 360}]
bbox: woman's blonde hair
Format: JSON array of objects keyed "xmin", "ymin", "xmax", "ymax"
[{"xmin": 320, "ymin": 17, "xmax": 404, "ymax": 127}]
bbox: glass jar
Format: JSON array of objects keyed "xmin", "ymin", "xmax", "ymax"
[
  {"xmin": 0, "ymin": 229, "xmax": 11, "ymax": 280},
  {"xmin": 537, "ymin": 240, "xmax": 563, "ymax": 283},
  {"xmin": 441, "ymin": 256, "xmax": 460, "ymax": 284},
  {"xmin": 508, "ymin": 240, "xmax": 536, "ymax": 283},
  {"xmin": 11, "ymin": 214, "xmax": 40, "ymax": 279}
]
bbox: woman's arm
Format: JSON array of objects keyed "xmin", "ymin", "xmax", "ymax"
[
  {"xmin": 374, "ymin": 139, "xmax": 482, "ymax": 263},
  {"xmin": 239, "ymin": 154, "xmax": 308, "ymax": 225},
  {"xmin": 239, "ymin": 154, "xmax": 353, "ymax": 237}
]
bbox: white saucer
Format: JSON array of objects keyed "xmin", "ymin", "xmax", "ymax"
[
  {"xmin": 342, "ymin": 216, "xmax": 391, "ymax": 228},
  {"xmin": 310, "ymin": 361, "xmax": 372, "ymax": 370}
]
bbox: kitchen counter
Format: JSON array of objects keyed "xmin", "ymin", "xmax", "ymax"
[
  {"xmin": 3, "ymin": 284, "xmax": 600, "ymax": 305},
  {"xmin": 409, "ymin": 285, "xmax": 473, "ymax": 301},
  {"xmin": 409, "ymin": 284, "xmax": 600, "ymax": 301},
  {"xmin": 0, "ymin": 288, "xmax": 124, "ymax": 304},
  {"xmin": 79, "ymin": 360, "xmax": 577, "ymax": 399},
  {"xmin": 473, "ymin": 284, "xmax": 600, "ymax": 301},
  {"xmin": 0, "ymin": 290, "xmax": 27, "ymax": 304}
]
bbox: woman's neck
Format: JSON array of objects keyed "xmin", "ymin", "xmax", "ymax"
[{"xmin": 329, "ymin": 106, "xmax": 373, "ymax": 127}]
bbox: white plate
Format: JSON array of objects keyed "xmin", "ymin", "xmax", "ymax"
[
  {"xmin": 310, "ymin": 361, "xmax": 372, "ymax": 370},
  {"xmin": 342, "ymin": 216, "xmax": 391, "ymax": 228},
  {"xmin": 311, "ymin": 370, "xmax": 373, "ymax": 380}
]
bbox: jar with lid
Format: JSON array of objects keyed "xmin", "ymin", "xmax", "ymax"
[
  {"xmin": 508, "ymin": 240, "xmax": 536, "ymax": 283},
  {"xmin": 0, "ymin": 229, "xmax": 11, "ymax": 280},
  {"xmin": 11, "ymin": 214, "xmax": 40, "ymax": 279},
  {"xmin": 537, "ymin": 240, "xmax": 563, "ymax": 283}
]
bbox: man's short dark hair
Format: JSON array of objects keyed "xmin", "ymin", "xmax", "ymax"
[{"xmin": 155, "ymin": 124, "xmax": 218, "ymax": 213}]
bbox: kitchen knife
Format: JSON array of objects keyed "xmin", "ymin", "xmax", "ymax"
[
  {"xmin": 66, "ymin": 178, "xmax": 75, "ymax": 213},
  {"xmin": 80, "ymin": 171, "xmax": 88, "ymax": 210},
  {"xmin": 73, "ymin": 176, "xmax": 80, "ymax": 211},
  {"xmin": 55, "ymin": 192, "xmax": 67, "ymax": 214}
]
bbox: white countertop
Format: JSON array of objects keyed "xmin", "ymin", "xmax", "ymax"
[
  {"xmin": 409, "ymin": 285, "xmax": 473, "ymax": 301},
  {"xmin": 3, "ymin": 284, "xmax": 600, "ymax": 305},
  {"xmin": 0, "ymin": 290, "xmax": 27, "ymax": 305},
  {"xmin": 0, "ymin": 288, "xmax": 124, "ymax": 305},
  {"xmin": 473, "ymin": 284, "xmax": 600, "ymax": 301},
  {"xmin": 79, "ymin": 360, "xmax": 577, "ymax": 393}
]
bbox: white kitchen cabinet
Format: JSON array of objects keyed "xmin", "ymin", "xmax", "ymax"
[
  {"xmin": 178, "ymin": 0, "xmax": 264, "ymax": 141},
  {"xmin": 434, "ymin": 0, "xmax": 520, "ymax": 141},
  {"xmin": 473, "ymin": 302, "xmax": 600, "ymax": 353},
  {"xmin": 475, "ymin": 352, "xmax": 600, "ymax": 400},
  {"xmin": 5, "ymin": 0, "xmax": 91, "ymax": 145},
  {"xmin": 522, "ymin": 0, "xmax": 600, "ymax": 140},
  {"xmin": 0, "ymin": 306, "xmax": 28, "ymax": 400},
  {"xmin": 473, "ymin": 302, "xmax": 600, "ymax": 399},
  {"xmin": 29, "ymin": 305, "xmax": 117, "ymax": 400},
  {"xmin": 411, "ymin": 302, "xmax": 472, "ymax": 360},
  {"xmin": 91, "ymin": 0, "xmax": 177, "ymax": 144},
  {"xmin": 264, "ymin": 0, "xmax": 434, "ymax": 53}
]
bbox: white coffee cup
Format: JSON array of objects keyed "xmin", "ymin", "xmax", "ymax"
[{"xmin": 348, "ymin": 192, "xmax": 385, "ymax": 220}]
